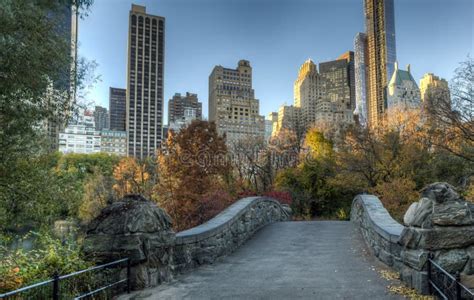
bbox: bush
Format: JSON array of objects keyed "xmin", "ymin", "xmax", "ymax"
[
  {"xmin": 369, "ymin": 178, "xmax": 419, "ymax": 222},
  {"xmin": 263, "ymin": 191, "xmax": 293, "ymax": 206},
  {"xmin": 0, "ymin": 231, "xmax": 92, "ymax": 293}
]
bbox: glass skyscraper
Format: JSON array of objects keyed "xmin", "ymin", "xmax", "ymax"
[
  {"xmin": 354, "ymin": 32, "xmax": 367, "ymax": 126},
  {"xmin": 364, "ymin": 0, "xmax": 397, "ymax": 127}
]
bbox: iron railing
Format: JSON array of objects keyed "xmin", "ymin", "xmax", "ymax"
[
  {"xmin": 0, "ymin": 258, "xmax": 130, "ymax": 300},
  {"xmin": 427, "ymin": 254, "xmax": 474, "ymax": 300}
]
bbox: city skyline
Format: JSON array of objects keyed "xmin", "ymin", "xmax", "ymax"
[{"xmin": 79, "ymin": 0, "xmax": 473, "ymax": 123}]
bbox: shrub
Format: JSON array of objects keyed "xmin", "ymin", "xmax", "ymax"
[
  {"xmin": 263, "ymin": 191, "xmax": 293, "ymax": 206},
  {"xmin": 369, "ymin": 178, "xmax": 419, "ymax": 222},
  {"xmin": 0, "ymin": 231, "xmax": 92, "ymax": 293}
]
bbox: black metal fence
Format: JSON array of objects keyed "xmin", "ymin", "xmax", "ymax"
[
  {"xmin": 427, "ymin": 254, "xmax": 474, "ymax": 300},
  {"xmin": 0, "ymin": 258, "xmax": 130, "ymax": 300}
]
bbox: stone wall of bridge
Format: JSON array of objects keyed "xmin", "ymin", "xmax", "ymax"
[
  {"xmin": 351, "ymin": 182, "xmax": 474, "ymax": 294},
  {"xmin": 83, "ymin": 195, "xmax": 290, "ymax": 290}
]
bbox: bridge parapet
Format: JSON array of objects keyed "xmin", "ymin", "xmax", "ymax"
[
  {"xmin": 351, "ymin": 183, "xmax": 474, "ymax": 294},
  {"xmin": 174, "ymin": 197, "xmax": 290, "ymax": 272},
  {"xmin": 83, "ymin": 195, "xmax": 290, "ymax": 291}
]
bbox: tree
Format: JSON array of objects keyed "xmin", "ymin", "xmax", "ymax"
[
  {"xmin": 78, "ymin": 170, "xmax": 115, "ymax": 224},
  {"xmin": 113, "ymin": 157, "xmax": 156, "ymax": 200},
  {"xmin": 0, "ymin": 0, "xmax": 96, "ymax": 233},
  {"xmin": 427, "ymin": 57, "xmax": 474, "ymax": 163},
  {"xmin": 155, "ymin": 120, "xmax": 232, "ymax": 230}
]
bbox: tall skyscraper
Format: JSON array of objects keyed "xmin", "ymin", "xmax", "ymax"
[
  {"xmin": 354, "ymin": 32, "xmax": 368, "ymax": 126},
  {"xmin": 126, "ymin": 4, "xmax": 165, "ymax": 158},
  {"xmin": 319, "ymin": 52, "xmax": 355, "ymax": 122},
  {"xmin": 209, "ymin": 60, "xmax": 265, "ymax": 146},
  {"xmin": 294, "ymin": 59, "xmax": 328, "ymax": 129},
  {"xmin": 364, "ymin": 0, "xmax": 397, "ymax": 127},
  {"xmin": 94, "ymin": 106, "xmax": 109, "ymax": 131},
  {"xmin": 168, "ymin": 92, "xmax": 202, "ymax": 124},
  {"xmin": 109, "ymin": 87, "xmax": 126, "ymax": 131},
  {"xmin": 46, "ymin": 3, "xmax": 79, "ymax": 150}
]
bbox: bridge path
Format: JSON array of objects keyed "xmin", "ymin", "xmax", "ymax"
[{"xmin": 121, "ymin": 221, "xmax": 404, "ymax": 300}]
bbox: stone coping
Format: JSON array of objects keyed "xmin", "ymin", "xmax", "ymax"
[
  {"xmin": 175, "ymin": 197, "xmax": 284, "ymax": 244},
  {"xmin": 353, "ymin": 194, "xmax": 404, "ymax": 242}
]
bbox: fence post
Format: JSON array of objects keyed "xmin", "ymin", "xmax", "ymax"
[
  {"xmin": 52, "ymin": 272, "xmax": 59, "ymax": 300},
  {"xmin": 127, "ymin": 258, "xmax": 131, "ymax": 294},
  {"xmin": 455, "ymin": 272, "xmax": 461, "ymax": 300},
  {"xmin": 427, "ymin": 253, "xmax": 432, "ymax": 295}
]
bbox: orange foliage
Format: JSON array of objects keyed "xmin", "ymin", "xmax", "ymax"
[
  {"xmin": 113, "ymin": 157, "xmax": 154, "ymax": 200},
  {"xmin": 155, "ymin": 120, "xmax": 232, "ymax": 231}
]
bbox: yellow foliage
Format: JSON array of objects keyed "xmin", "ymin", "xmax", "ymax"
[{"xmin": 370, "ymin": 178, "xmax": 419, "ymax": 222}]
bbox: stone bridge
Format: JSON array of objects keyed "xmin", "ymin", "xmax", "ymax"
[{"xmin": 83, "ymin": 183, "xmax": 474, "ymax": 299}]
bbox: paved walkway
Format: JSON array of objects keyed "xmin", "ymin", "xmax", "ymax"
[{"xmin": 121, "ymin": 221, "xmax": 404, "ymax": 300}]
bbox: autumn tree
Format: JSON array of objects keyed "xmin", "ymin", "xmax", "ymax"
[
  {"xmin": 113, "ymin": 157, "xmax": 156, "ymax": 200},
  {"xmin": 155, "ymin": 120, "xmax": 232, "ymax": 230},
  {"xmin": 78, "ymin": 170, "xmax": 115, "ymax": 223},
  {"xmin": 427, "ymin": 57, "xmax": 474, "ymax": 163}
]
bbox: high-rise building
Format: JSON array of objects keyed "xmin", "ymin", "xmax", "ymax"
[
  {"xmin": 209, "ymin": 60, "xmax": 265, "ymax": 146},
  {"xmin": 100, "ymin": 130, "xmax": 127, "ymax": 156},
  {"xmin": 354, "ymin": 32, "xmax": 368, "ymax": 126},
  {"xmin": 109, "ymin": 87, "xmax": 126, "ymax": 131},
  {"xmin": 294, "ymin": 59, "xmax": 329, "ymax": 129},
  {"xmin": 420, "ymin": 73, "xmax": 451, "ymax": 113},
  {"xmin": 267, "ymin": 112, "xmax": 278, "ymax": 137},
  {"xmin": 272, "ymin": 105, "xmax": 301, "ymax": 137},
  {"xmin": 264, "ymin": 119, "xmax": 273, "ymax": 142},
  {"xmin": 58, "ymin": 110, "xmax": 101, "ymax": 154},
  {"xmin": 319, "ymin": 52, "xmax": 355, "ymax": 125},
  {"xmin": 169, "ymin": 107, "xmax": 199, "ymax": 132},
  {"xmin": 168, "ymin": 92, "xmax": 202, "ymax": 124},
  {"xmin": 387, "ymin": 63, "xmax": 421, "ymax": 110},
  {"xmin": 94, "ymin": 106, "xmax": 109, "ymax": 131},
  {"xmin": 126, "ymin": 4, "xmax": 165, "ymax": 158},
  {"xmin": 46, "ymin": 3, "xmax": 79, "ymax": 150},
  {"xmin": 364, "ymin": 0, "xmax": 397, "ymax": 127}
]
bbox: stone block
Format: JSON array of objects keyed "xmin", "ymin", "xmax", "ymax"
[
  {"xmin": 432, "ymin": 201, "xmax": 473, "ymax": 226},
  {"xmin": 378, "ymin": 249, "xmax": 394, "ymax": 266},
  {"xmin": 404, "ymin": 198, "xmax": 433, "ymax": 228},
  {"xmin": 401, "ymin": 249, "xmax": 428, "ymax": 271},
  {"xmin": 435, "ymin": 249, "xmax": 469, "ymax": 274}
]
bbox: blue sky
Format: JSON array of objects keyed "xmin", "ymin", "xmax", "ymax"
[{"xmin": 79, "ymin": 0, "xmax": 473, "ymax": 123}]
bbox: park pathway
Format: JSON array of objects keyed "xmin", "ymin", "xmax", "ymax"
[{"xmin": 121, "ymin": 221, "xmax": 404, "ymax": 300}]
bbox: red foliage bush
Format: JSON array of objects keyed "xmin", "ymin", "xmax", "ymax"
[{"xmin": 263, "ymin": 191, "xmax": 293, "ymax": 206}]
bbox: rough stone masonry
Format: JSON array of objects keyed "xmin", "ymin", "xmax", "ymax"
[
  {"xmin": 352, "ymin": 182, "xmax": 474, "ymax": 294},
  {"xmin": 83, "ymin": 195, "xmax": 290, "ymax": 290}
]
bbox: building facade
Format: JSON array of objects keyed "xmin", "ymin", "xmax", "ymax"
[
  {"xmin": 272, "ymin": 105, "xmax": 301, "ymax": 137},
  {"xmin": 267, "ymin": 112, "xmax": 278, "ymax": 138},
  {"xmin": 319, "ymin": 52, "xmax": 355, "ymax": 125},
  {"xmin": 364, "ymin": 0, "xmax": 397, "ymax": 127},
  {"xmin": 168, "ymin": 92, "xmax": 202, "ymax": 124},
  {"xmin": 126, "ymin": 4, "xmax": 165, "ymax": 158},
  {"xmin": 294, "ymin": 59, "xmax": 329, "ymax": 129},
  {"xmin": 109, "ymin": 87, "xmax": 126, "ymax": 131},
  {"xmin": 354, "ymin": 32, "xmax": 368, "ymax": 126},
  {"xmin": 46, "ymin": 3, "xmax": 79, "ymax": 151},
  {"xmin": 169, "ymin": 107, "xmax": 198, "ymax": 131},
  {"xmin": 58, "ymin": 111, "xmax": 101, "ymax": 154},
  {"xmin": 387, "ymin": 63, "xmax": 421, "ymax": 110},
  {"xmin": 94, "ymin": 106, "xmax": 109, "ymax": 131},
  {"xmin": 419, "ymin": 73, "xmax": 451, "ymax": 113},
  {"xmin": 209, "ymin": 60, "xmax": 265, "ymax": 146},
  {"xmin": 100, "ymin": 130, "xmax": 127, "ymax": 156}
]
